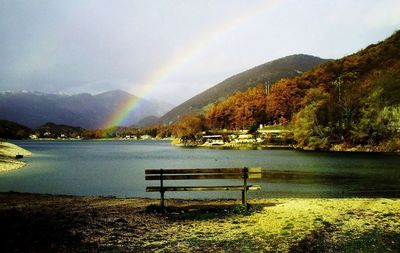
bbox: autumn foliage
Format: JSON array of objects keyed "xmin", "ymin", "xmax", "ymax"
[
  {"xmin": 172, "ymin": 114, "xmax": 205, "ymax": 138},
  {"xmin": 203, "ymin": 30, "xmax": 400, "ymax": 150},
  {"xmin": 168, "ymin": 31, "xmax": 400, "ymax": 150},
  {"xmin": 206, "ymin": 85, "xmax": 268, "ymax": 130}
]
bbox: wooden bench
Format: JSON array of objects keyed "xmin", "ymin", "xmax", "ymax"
[{"xmin": 145, "ymin": 167, "xmax": 261, "ymax": 209}]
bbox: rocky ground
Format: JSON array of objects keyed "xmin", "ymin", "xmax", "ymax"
[{"xmin": 1, "ymin": 192, "xmax": 400, "ymax": 252}]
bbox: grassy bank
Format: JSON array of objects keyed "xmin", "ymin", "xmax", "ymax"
[
  {"xmin": 1, "ymin": 193, "xmax": 399, "ymax": 252},
  {"xmin": 0, "ymin": 142, "xmax": 31, "ymax": 172}
]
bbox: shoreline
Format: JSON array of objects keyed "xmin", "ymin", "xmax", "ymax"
[
  {"xmin": 12, "ymin": 138, "xmax": 400, "ymax": 153},
  {"xmin": 174, "ymin": 141, "xmax": 400, "ymax": 153},
  {"xmin": 1, "ymin": 192, "xmax": 399, "ymax": 252},
  {"xmin": 0, "ymin": 141, "xmax": 32, "ymax": 172}
]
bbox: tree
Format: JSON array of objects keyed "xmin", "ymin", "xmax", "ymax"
[
  {"xmin": 206, "ymin": 85, "xmax": 268, "ymax": 129},
  {"xmin": 172, "ymin": 114, "xmax": 205, "ymax": 138},
  {"xmin": 352, "ymin": 75, "xmax": 400, "ymax": 145},
  {"xmin": 292, "ymin": 87, "xmax": 332, "ymax": 149},
  {"xmin": 266, "ymin": 78, "xmax": 305, "ymax": 125}
]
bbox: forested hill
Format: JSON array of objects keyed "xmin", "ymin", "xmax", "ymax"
[
  {"xmin": 0, "ymin": 120, "xmax": 31, "ymax": 139},
  {"xmin": 160, "ymin": 54, "xmax": 329, "ymax": 124},
  {"xmin": 205, "ymin": 30, "xmax": 400, "ymax": 151}
]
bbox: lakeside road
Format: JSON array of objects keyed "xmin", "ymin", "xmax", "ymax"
[
  {"xmin": 1, "ymin": 193, "xmax": 399, "ymax": 252},
  {"xmin": 0, "ymin": 142, "xmax": 32, "ymax": 172}
]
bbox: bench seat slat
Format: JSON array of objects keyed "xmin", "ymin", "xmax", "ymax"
[
  {"xmin": 146, "ymin": 185, "xmax": 261, "ymax": 192},
  {"xmin": 145, "ymin": 173, "xmax": 261, "ymax": 180},
  {"xmin": 145, "ymin": 168, "xmax": 261, "ymax": 174}
]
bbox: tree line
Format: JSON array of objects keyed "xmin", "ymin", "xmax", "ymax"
[{"xmin": 173, "ymin": 31, "xmax": 400, "ymax": 150}]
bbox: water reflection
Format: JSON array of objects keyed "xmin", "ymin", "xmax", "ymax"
[{"xmin": 251, "ymin": 169, "xmax": 400, "ymax": 198}]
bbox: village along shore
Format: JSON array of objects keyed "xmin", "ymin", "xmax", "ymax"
[{"xmin": 172, "ymin": 126, "xmax": 400, "ymax": 153}]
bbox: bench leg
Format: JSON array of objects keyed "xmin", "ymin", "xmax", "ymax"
[
  {"xmin": 242, "ymin": 167, "xmax": 248, "ymax": 210},
  {"xmin": 242, "ymin": 189, "xmax": 248, "ymax": 210},
  {"xmin": 160, "ymin": 191, "xmax": 165, "ymax": 209}
]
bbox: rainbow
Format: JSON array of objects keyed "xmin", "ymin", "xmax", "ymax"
[{"xmin": 102, "ymin": 0, "xmax": 280, "ymax": 129}]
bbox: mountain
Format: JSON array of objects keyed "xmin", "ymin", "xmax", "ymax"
[
  {"xmin": 0, "ymin": 120, "xmax": 32, "ymax": 139},
  {"xmin": 206, "ymin": 30, "xmax": 400, "ymax": 150},
  {"xmin": 266, "ymin": 31, "xmax": 400, "ymax": 150},
  {"xmin": 160, "ymin": 54, "xmax": 330, "ymax": 124},
  {"xmin": 35, "ymin": 122, "xmax": 84, "ymax": 138},
  {"xmin": 0, "ymin": 90, "xmax": 174, "ymax": 129},
  {"xmin": 134, "ymin": 116, "xmax": 160, "ymax": 128}
]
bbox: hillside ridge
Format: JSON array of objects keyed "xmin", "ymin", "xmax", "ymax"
[{"xmin": 160, "ymin": 54, "xmax": 329, "ymax": 124}]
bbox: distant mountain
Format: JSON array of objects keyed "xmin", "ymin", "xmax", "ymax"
[
  {"xmin": 160, "ymin": 54, "xmax": 330, "ymax": 124},
  {"xmin": 0, "ymin": 90, "xmax": 174, "ymax": 129}
]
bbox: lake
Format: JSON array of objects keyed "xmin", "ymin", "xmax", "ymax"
[{"xmin": 1, "ymin": 140, "xmax": 399, "ymax": 199}]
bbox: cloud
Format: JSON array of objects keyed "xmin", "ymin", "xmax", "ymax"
[{"xmin": 0, "ymin": 0, "xmax": 399, "ymax": 104}]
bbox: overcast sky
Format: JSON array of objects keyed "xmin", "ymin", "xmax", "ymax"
[{"xmin": 1, "ymin": 0, "xmax": 399, "ymax": 105}]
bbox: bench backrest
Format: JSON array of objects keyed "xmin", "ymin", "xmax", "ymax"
[{"xmin": 145, "ymin": 167, "xmax": 262, "ymax": 180}]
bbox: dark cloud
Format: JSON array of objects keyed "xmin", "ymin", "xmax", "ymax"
[{"xmin": 1, "ymin": 0, "xmax": 399, "ymax": 104}]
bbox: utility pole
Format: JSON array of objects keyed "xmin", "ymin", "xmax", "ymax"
[{"xmin": 265, "ymin": 81, "xmax": 271, "ymax": 95}]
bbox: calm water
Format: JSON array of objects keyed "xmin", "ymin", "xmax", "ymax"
[{"xmin": 1, "ymin": 140, "xmax": 399, "ymax": 198}]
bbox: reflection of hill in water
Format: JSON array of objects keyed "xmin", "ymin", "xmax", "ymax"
[
  {"xmin": 252, "ymin": 170, "xmax": 400, "ymax": 198},
  {"xmin": 262, "ymin": 170, "xmax": 361, "ymax": 184}
]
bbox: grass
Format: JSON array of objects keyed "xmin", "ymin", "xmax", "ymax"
[
  {"xmin": 0, "ymin": 142, "xmax": 32, "ymax": 172},
  {"xmin": 132, "ymin": 198, "xmax": 400, "ymax": 252},
  {"xmin": 1, "ymin": 193, "xmax": 400, "ymax": 252},
  {"xmin": 141, "ymin": 198, "xmax": 400, "ymax": 252}
]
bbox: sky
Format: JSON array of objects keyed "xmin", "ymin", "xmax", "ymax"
[{"xmin": 1, "ymin": 0, "xmax": 400, "ymax": 105}]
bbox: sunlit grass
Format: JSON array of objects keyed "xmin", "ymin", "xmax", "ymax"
[
  {"xmin": 140, "ymin": 198, "xmax": 400, "ymax": 252},
  {"xmin": 0, "ymin": 142, "xmax": 31, "ymax": 172}
]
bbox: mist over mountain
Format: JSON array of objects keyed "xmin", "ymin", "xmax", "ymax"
[
  {"xmin": 159, "ymin": 54, "xmax": 330, "ymax": 124},
  {"xmin": 0, "ymin": 90, "xmax": 174, "ymax": 129}
]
